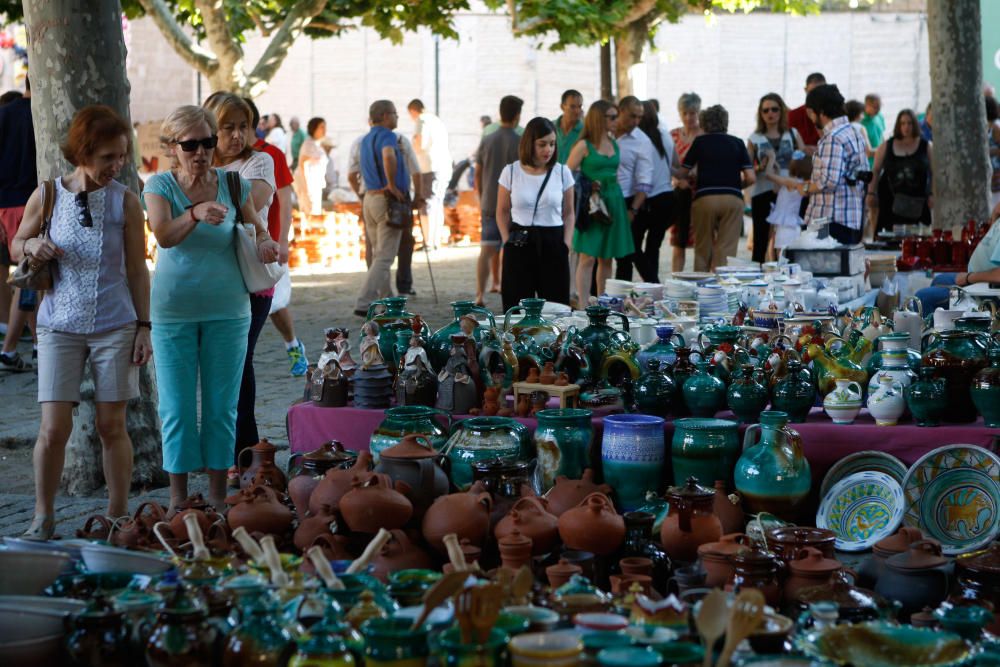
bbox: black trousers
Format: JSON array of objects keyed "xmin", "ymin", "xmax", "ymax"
[
  {"xmin": 501, "ymin": 225, "xmax": 571, "ymax": 313},
  {"xmin": 235, "ymin": 293, "xmax": 273, "ymax": 465},
  {"xmin": 362, "ymin": 194, "xmax": 414, "ymax": 293},
  {"xmin": 750, "ymin": 191, "xmax": 778, "ymax": 264},
  {"xmin": 615, "ymin": 192, "xmax": 675, "ymax": 283}
]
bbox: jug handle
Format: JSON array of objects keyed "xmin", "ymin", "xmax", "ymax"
[
  {"xmin": 415, "ymin": 456, "xmax": 437, "ymax": 501},
  {"xmin": 901, "ymin": 295, "xmax": 923, "ymax": 318},
  {"xmin": 503, "ymin": 305, "xmax": 526, "ymax": 333},
  {"xmin": 471, "ymin": 305, "xmax": 497, "ymax": 331},
  {"xmin": 845, "ymin": 380, "xmax": 863, "ymax": 398},
  {"xmin": 780, "ymin": 426, "xmax": 805, "ymax": 458},
  {"xmin": 742, "ymin": 424, "xmax": 762, "ymax": 452},
  {"xmin": 237, "ymin": 446, "xmax": 253, "ymax": 476},
  {"xmin": 823, "ymin": 334, "xmax": 846, "ymax": 353},
  {"xmin": 431, "ymin": 408, "xmax": 453, "ymax": 436},
  {"xmin": 671, "ymin": 332, "xmax": 687, "ymax": 348},
  {"xmin": 922, "ymin": 331, "xmax": 939, "ymax": 352},
  {"xmin": 365, "ymin": 299, "xmax": 389, "ymax": 321},
  {"xmin": 287, "ymin": 452, "xmax": 304, "ymax": 476},
  {"xmin": 609, "ymin": 311, "xmax": 630, "ymax": 332}
]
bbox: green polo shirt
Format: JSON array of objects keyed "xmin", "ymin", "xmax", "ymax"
[
  {"xmin": 554, "ymin": 115, "xmax": 583, "ymax": 164},
  {"xmin": 861, "ymin": 112, "xmax": 885, "ymax": 167}
]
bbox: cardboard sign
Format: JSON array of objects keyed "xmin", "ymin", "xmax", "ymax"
[{"xmin": 136, "ymin": 121, "xmax": 172, "ymax": 177}]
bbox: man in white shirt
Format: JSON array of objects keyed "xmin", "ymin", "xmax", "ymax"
[
  {"xmin": 408, "ymin": 99, "xmax": 452, "ymax": 252},
  {"xmin": 614, "ymin": 96, "xmax": 656, "ymax": 280}
]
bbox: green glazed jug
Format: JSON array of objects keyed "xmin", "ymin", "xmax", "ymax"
[
  {"xmin": 734, "ymin": 410, "xmax": 811, "ymax": 523},
  {"xmin": 579, "ymin": 305, "xmax": 631, "ymax": 376},
  {"xmin": 363, "ymin": 296, "xmax": 431, "ymax": 367},
  {"xmin": 369, "ymin": 405, "xmax": 452, "ymax": 463},
  {"xmin": 427, "ymin": 300, "xmax": 496, "ymax": 371},
  {"xmin": 922, "ymin": 330, "xmax": 990, "ymax": 423},
  {"xmin": 726, "ymin": 364, "xmax": 770, "ymax": 423},
  {"xmin": 770, "ymin": 359, "xmax": 814, "ymax": 423},
  {"xmin": 971, "ymin": 348, "xmax": 1000, "ymax": 427},
  {"xmin": 671, "ymin": 346, "xmax": 697, "ymax": 417},
  {"xmin": 632, "ymin": 359, "xmax": 676, "ymax": 418},
  {"xmin": 904, "ymin": 367, "xmax": 948, "ymax": 427},
  {"xmin": 534, "ymin": 408, "xmax": 595, "ymax": 490},
  {"xmin": 682, "ymin": 360, "xmax": 726, "ymax": 418},
  {"xmin": 503, "ymin": 297, "xmax": 561, "ymax": 349}
]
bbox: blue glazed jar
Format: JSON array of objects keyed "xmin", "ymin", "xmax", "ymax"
[
  {"xmin": 601, "ymin": 414, "xmax": 665, "ymax": 512},
  {"xmin": 534, "ymin": 408, "xmax": 595, "ymax": 492}
]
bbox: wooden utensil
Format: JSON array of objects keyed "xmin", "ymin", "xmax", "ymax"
[
  {"xmin": 716, "ymin": 588, "xmax": 765, "ymax": 667},
  {"xmin": 695, "ymin": 588, "xmax": 728, "ymax": 667},
  {"xmin": 510, "ymin": 566, "xmax": 534, "ymax": 606},
  {"xmin": 259, "ymin": 535, "xmax": 290, "ymax": 587},
  {"xmin": 182, "ymin": 512, "xmax": 211, "ymax": 561},
  {"xmin": 347, "ymin": 527, "xmax": 392, "ymax": 575},
  {"xmin": 409, "ymin": 570, "xmax": 468, "ymax": 631},
  {"xmin": 232, "ymin": 526, "xmax": 265, "ymax": 562},
  {"xmin": 306, "ymin": 545, "xmax": 345, "ymax": 590},
  {"xmin": 442, "ymin": 533, "xmax": 468, "ymax": 571},
  {"xmin": 470, "ymin": 583, "xmax": 503, "ymax": 644},
  {"xmin": 455, "ymin": 586, "xmax": 474, "ymax": 644},
  {"xmin": 152, "ymin": 522, "xmax": 180, "ymax": 558}
]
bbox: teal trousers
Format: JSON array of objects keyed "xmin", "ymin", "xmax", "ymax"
[{"xmin": 152, "ymin": 317, "xmax": 250, "ymax": 473}]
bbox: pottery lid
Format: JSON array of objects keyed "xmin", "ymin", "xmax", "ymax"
[
  {"xmin": 873, "ymin": 526, "xmax": 924, "ymax": 556},
  {"xmin": 499, "ymin": 530, "xmax": 533, "ymax": 549},
  {"xmin": 885, "ymin": 540, "xmax": 947, "ymax": 571},
  {"xmin": 697, "ymin": 533, "xmax": 749, "ymax": 558},
  {"xmin": 767, "ymin": 526, "xmax": 836, "ymax": 547},
  {"xmin": 303, "ymin": 440, "xmax": 355, "ymax": 463},
  {"xmin": 665, "ymin": 477, "xmax": 714, "ymax": 502},
  {"xmin": 547, "ymin": 560, "xmax": 584, "ymax": 577},
  {"xmin": 379, "ymin": 434, "xmax": 438, "ymax": 459},
  {"xmin": 955, "ymin": 542, "xmax": 1000, "ymax": 576},
  {"xmin": 789, "ymin": 547, "xmax": 842, "ymax": 575}
]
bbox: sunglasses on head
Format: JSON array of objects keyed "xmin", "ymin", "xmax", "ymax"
[
  {"xmin": 175, "ymin": 136, "xmax": 218, "ymax": 152},
  {"xmin": 75, "ymin": 191, "xmax": 92, "ymax": 228}
]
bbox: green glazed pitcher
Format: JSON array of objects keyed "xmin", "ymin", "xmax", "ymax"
[
  {"xmin": 427, "ymin": 300, "xmax": 497, "ymax": 371},
  {"xmin": 579, "ymin": 305, "xmax": 630, "ymax": 376},
  {"xmin": 726, "ymin": 364, "xmax": 769, "ymax": 423},
  {"xmin": 369, "ymin": 405, "xmax": 452, "ymax": 463},
  {"xmin": 770, "ymin": 359, "xmax": 815, "ymax": 423},
  {"xmin": 503, "ymin": 298, "xmax": 561, "ymax": 349},
  {"xmin": 682, "ymin": 360, "xmax": 726, "ymax": 418},
  {"xmin": 922, "ymin": 330, "xmax": 989, "ymax": 423},
  {"xmin": 734, "ymin": 410, "xmax": 811, "ymax": 523}
]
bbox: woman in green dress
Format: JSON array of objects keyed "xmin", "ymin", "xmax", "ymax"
[{"xmin": 567, "ymin": 100, "xmax": 634, "ymax": 301}]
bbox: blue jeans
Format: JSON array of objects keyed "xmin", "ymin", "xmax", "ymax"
[{"xmin": 915, "ymin": 273, "xmax": 956, "ymax": 315}]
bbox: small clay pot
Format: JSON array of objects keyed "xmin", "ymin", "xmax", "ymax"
[
  {"xmin": 169, "ymin": 494, "xmax": 220, "ymax": 542},
  {"xmin": 422, "ymin": 490, "xmax": 493, "ymax": 554},
  {"xmin": 338, "ymin": 473, "xmax": 413, "ymax": 534},
  {"xmin": 697, "ymin": 533, "xmax": 749, "ymax": 588},
  {"xmin": 619, "ymin": 557, "xmax": 653, "ymax": 578},
  {"xmin": 544, "ymin": 469, "xmax": 612, "ymax": 517},
  {"xmin": 610, "ymin": 573, "xmax": 653, "ymax": 596},
  {"xmin": 557, "ymin": 492, "xmax": 625, "ymax": 556},
  {"xmin": 494, "ymin": 496, "xmax": 560, "ymax": 556},
  {"xmin": 499, "ymin": 530, "xmax": 533, "ymax": 571},
  {"xmin": 784, "ymin": 547, "xmax": 846, "ymax": 605},
  {"xmin": 546, "ymin": 559, "xmax": 583, "ymax": 588}
]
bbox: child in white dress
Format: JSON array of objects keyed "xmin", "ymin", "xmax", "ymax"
[{"xmin": 765, "ymin": 151, "xmax": 812, "ymax": 256}]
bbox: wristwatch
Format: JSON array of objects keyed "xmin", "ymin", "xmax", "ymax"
[{"xmin": 136, "ymin": 320, "xmax": 152, "ymax": 330}]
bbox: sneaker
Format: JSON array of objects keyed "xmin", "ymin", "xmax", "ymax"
[
  {"xmin": 287, "ymin": 340, "xmax": 309, "ymax": 377},
  {"xmin": 0, "ymin": 352, "xmax": 31, "ymax": 372}
]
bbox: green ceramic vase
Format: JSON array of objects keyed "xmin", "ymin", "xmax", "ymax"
[
  {"xmin": 922, "ymin": 330, "xmax": 990, "ymax": 423},
  {"xmin": 670, "ymin": 417, "xmax": 740, "ymax": 488},
  {"xmin": 726, "ymin": 364, "xmax": 770, "ymax": 423},
  {"xmin": 579, "ymin": 305, "xmax": 631, "ymax": 377},
  {"xmin": 362, "ymin": 617, "xmax": 429, "ymax": 667},
  {"xmin": 734, "ymin": 410, "xmax": 811, "ymax": 523},
  {"xmin": 972, "ymin": 348, "xmax": 1000, "ymax": 427},
  {"xmin": 441, "ymin": 417, "xmax": 530, "ymax": 489},
  {"xmin": 632, "ymin": 359, "xmax": 676, "ymax": 418},
  {"xmin": 671, "ymin": 347, "xmax": 696, "ymax": 417},
  {"xmin": 770, "ymin": 359, "xmax": 814, "ymax": 423},
  {"xmin": 682, "ymin": 360, "xmax": 726, "ymax": 418},
  {"xmin": 369, "ymin": 406, "xmax": 452, "ymax": 463},
  {"xmin": 503, "ymin": 298, "xmax": 561, "ymax": 349},
  {"xmin": 904, "ymin": 367, "xmax": 948, "ymax": 427},
  {"xmin": 534, "ymin": 408, "xmax": 595, "ymax": 491},
  {"xmin": 427, "ymin": 300, "xmax": 496, "ymax": 371}
]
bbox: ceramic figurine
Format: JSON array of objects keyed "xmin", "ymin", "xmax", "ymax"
[
  {"xmin": 334, "ymin": 332, "xmax": 357, "ymax": 375},
  {"xmin": 482, "ymin": 386, "xmax": 500, "ymax": 416},
  {"xmin": 359, "ymin": 320, "xmax": 384, "ymax": 370},
  {"xmin": 823, "ymin": 378, "xmax": 863, "ymax": 425},
  {"xmin": 316, "ymin": 327, "xmax": 340, "ymax": 370},
  {"xmin": 867, "ymin": 375, "xmax": 905, "ymax": 426},
  {"xmin": 395, "ymin": 334, "xmax": 438, "ymax": 407},
  {"xmin": 435, "ymin": 334, "xmax": 477, "ymax": 415}
]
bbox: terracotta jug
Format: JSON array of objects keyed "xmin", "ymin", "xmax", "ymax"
[
  {"xmin": 557, "ymin": 492, "xmax": 625, "ymax": 556},
  {"xmin": 784, "ymin": 547, "xmax": 846, "ymax": 605},
  {"xmin": 308, "ymin": 450, "xmax": 374, "ymax": 516},
  {"xmin": 169, "ymin": 494, "xmax": 220, "ymax": 542},
  {"xmin": 238, "ymin": 438, "xmax": 287, "ymax": 492},
  {"xmin": 660, "ymin": 477, "xmax": 723, "ymax": 563},
  {"xmin": 293, "ymin": 503, "xmax": 339, "ymax": 552},
  {"xmin": 287, "ymin": 440, "xmax": 357, "ymax": 519},
  {"xmin": 370, "ymin": 529, "xmax": 435, "ymax": 582},
  {"xmin": 226, "ymin": 485, "xmax": 294, "ymax": 536},
  {"xmin": 544, "ymin": 469, "xmax": 612, "ymax": 517},
  {"xmin": 713, "ymin": 480, "xmax": 745, "ymax": 534},
  {"xmin": 494, "ymin": 496, "xmax": 560, "ymax": 555},
  {"xmin": 373, "ymin": 434, "xmax": 451, "ymax": 519},
  {"xmin": 697, "ymin": 533, "xmax": 748, "ymax": 588},
  {"xmin": 338, "ymin": 473, "xmax": 413, "ymax": 534},
  {"xmin": 421, "ymin": 490, "xmax": 493, "ymax": 553},
  {"xmin": 499, "ymin": 530, "xmax": 533, "ymax": 570}
]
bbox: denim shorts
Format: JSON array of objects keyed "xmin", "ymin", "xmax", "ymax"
[{"xmin": 481, "ymin": 214, "xmax": 501, "ymax": 247}]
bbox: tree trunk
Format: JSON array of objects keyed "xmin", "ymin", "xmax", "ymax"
[
  {"xmin": 927, "ymin": 1, "xmax": 991, "ymax": 228},
  {"xmin": 614, "ymin": 17, "xmax": 651, "ymax": 100},
  {"xmin": 23, "ymin": 0, "xmax": 165, "ymax": 495},
  {"xmin": 600, "ymin": 42, "xmax": 613, "ymax": 101}
]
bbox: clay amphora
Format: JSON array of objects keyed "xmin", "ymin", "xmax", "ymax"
[
  {"xmin": 421, "ymin": 490, "xmax": 493, "ymax": 553},
  {"xmin": 293, "ymin": 504, "xmax": 339, "ymax": 552},
  {"xmin": 544, "ymin": 469, "xmax": 612, "ymax": 517},
  {"xmin": 370, "ymin": 529, "xmax": 435, "ymax": 582},
  {"xmin": 373, "ymin": 434, "xmax": 451, "ymax": 519},
  {"xmin": 499, "ymin": 530, "xmax": 534, "ymax": 570},
  {"xmin": 494, "ymin": 496, "xmax": 559, "ymax": 555},
  {"xmin": 338, "ymin": 473, "xmax": 413, "ymax": 534},
  {"xmin": 557, "ymin": 492, "xmax": 625, "ymax": 556},
  {"xmin": 308, "ymin": 450, "xmax": 374, "ymax": 516},
  {"xmin": 660, "ymin": 477, "xmax": 723, "ymax": 563},
  {"xmin": 287, "ymin": 440, "xmax": 357, "ymax": 519},
  {"xmin": 238, "ymin": 439, "xmax": 287, "ymax": 492},
  {"xmin": 226, "ymin": 486, "xmax": 294, "ymax": 536},
  {"xmin": 169, "ymin": 494, "xmax": 220, "ymax": 542}
]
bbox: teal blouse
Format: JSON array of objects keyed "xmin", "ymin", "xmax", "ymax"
[{"xmin": 143, "ymin": 169, "xmax": 251, "ymax": 323}]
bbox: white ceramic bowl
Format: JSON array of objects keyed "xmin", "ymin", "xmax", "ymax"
[
  {"xmin": 81, "ymin": 544, "xmax": 172, "ymax": 575},
  {"xmin": 0, "ymin": 550, "xmax": 71, "ymax": 595}
]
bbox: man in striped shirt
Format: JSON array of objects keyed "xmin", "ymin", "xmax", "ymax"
[{"xmin": 802, "ymin": 84, "xmax": 868, "ymax": 246}]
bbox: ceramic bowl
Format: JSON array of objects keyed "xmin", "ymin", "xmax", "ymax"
[
  {"xmin": 573, "ymin": 611, "xmax": 628, "ymax": 633},
  {"xmin": 510, "ymin": 631, "xmax": 584, "ymax": 667},
  {"xmin": 748, "ymin": 613, "xmax": 795, "ymax": 654},
  {"xmin": 80, "ymin": 543, "xmax": 173, "ymax": 575},
  {"xmin": 504, "ymin": 605, "xmax": 560, "ymax": 633},
  {"xmin": 0, "ymin": 550, "xmax": 71, "ymax": 595},
  {"xmin": 0, "ymin": 605, "xmax": 79, "ymax": 667},
  {"xmin": 798, "ymin": 621, "xmax": 970, "ymax": 667},
  {"xmin": 817, "ymin": 471, "xmax": 905, "ymax": 552}
]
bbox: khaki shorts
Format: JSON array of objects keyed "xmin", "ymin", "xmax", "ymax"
[{"xmin": 37, "ymin": 323, "xmax": 140, "ymax": 404}]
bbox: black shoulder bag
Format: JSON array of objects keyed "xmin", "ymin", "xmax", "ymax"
[
  {"xmin": 371, "ymin": 137, "xmax": 411, "ymax": 229},
  {"xmin": 508, "ymin": 163, "xmax": 554, "ymax": 247}
]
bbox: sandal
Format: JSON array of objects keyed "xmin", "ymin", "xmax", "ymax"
[
  {"xmin": 22, "ymin": 516, "xmax": 56, "ymax": 541},
  {"xmin": 227, "ymin": 465, "xmax": 240, "ymax": 489}
]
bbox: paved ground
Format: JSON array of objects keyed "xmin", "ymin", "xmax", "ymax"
[{"xmin": 0, "ymin": 234, "xmax": 721, "ymax": 538}]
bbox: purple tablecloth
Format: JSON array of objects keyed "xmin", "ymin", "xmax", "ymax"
[{"xmin": 287, "ymin": 402, "xmax": 1000, "ymax": 483}]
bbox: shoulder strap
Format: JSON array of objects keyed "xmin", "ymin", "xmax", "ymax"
[
  {"xmin": 225, "ymin": 171, "xmax": 244, "ymax": 224},
  {"xmin": 39, "ymin": 179, "xmax": 55, "ymax": 237},
  {"xmin": 369, "ymin": 131, "xmax": 389, "ymax": 190},
  {"xmin": 530, "ymin": 164, "xmax": 555, "ymax": 225}
]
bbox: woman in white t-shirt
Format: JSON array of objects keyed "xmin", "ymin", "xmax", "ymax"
[{"xmin": 496, "ymin": 117, "xmax": 576, "ymax": 311}]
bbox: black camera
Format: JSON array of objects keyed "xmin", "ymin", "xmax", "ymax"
[{"xmin": 846, "ymin": 169, "xmax": 873, "ymax": 186}]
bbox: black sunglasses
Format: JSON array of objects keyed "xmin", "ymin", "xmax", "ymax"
[
  {"xmin": 75, "ymin": 191, "xmax": 92, "ymax": 228},
  {"xmin": 176, "ymin": 136, "xmax": 218, "ymax": 152},
  {"xmin": 606, "ymin": 113, "xmax": 619, "ymax": 120},
  {"xmin": 762, "ymin": 107, "xmax": 781, "ymax": 114}
]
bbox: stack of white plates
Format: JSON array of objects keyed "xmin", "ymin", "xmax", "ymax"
[
  {"xmin": 605, "ymin": 279, "xmax": 634, "ymax": 297},
  {"xmin": 664, "ymin": 279, "xmax": 697, "ymax": 300},
  {"xmin": 697, "ymin": 284, "xmax": 728, "ymax": 319},
  {"xmin": 633, "ymin": 283, "xmax": 664, "ymax": 301}
]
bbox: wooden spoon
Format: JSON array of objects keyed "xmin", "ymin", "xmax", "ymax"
[
  {"xmin": 470, "ymin": 583, "xmax": 503, "ymax": 644},
  {"xmin": 409, "ymin": 570, "xmax": 468, "ymax": 631},
  {"xmin": 182, "ymin": 513, "xmax": 211, "ymax": 561},
  {"xmin": 442, "ymin": 533, "xmax": 468, "ymax": 571},
  {"xmin": 259, "ymin": 535, "xmax": 290, "ymax": 587},
  {"xmin": 510, "ymin": 566, "xmax": 534, "ymax": 606},
  {"xmin": 232, "ymin": 526, "xmax": 265, "ymax": 562},
  {"xmin": 695, "ymin": 588, "xmax": 728, "ymax": 667},
  {"xmin": 347, "ymin": 528, "xmax": 392, "ymax": 575},
  {"xmin": 306, "ymin": 545, "xmax": 345, "ymax": 590},
  {"xmin": 716, "ymin": 588, "xmax": 765, "ymax": 667}
]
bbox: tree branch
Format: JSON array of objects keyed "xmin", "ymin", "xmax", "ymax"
[
  {"xmin": 245, "ymin": 0, "xmax": 330, "ymax": 98},
  {"xmin": 506, "ymin": 0, "xmax": 550, "ymax": 33},
  {"xmin": 134, "ymin": 0, "xmax": 216, "ymax": 74},
  {"xmin": 619, "ymin": 0, "xmax": 659, "ymax": 28},
  {"xmin": 194, "ymin": 0, "xmax": 247, "ymax": 91}
]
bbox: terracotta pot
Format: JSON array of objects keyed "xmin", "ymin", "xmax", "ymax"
[
  {"xmin": 660, "ymin": 477, "xmax": 723, "ymax": 564},
  {"xmin": 293, "ymin": 503, "xmax": 339, "ymax": 552},
  {"xmin": 713, "ymin": 480, "xmax": 745, "ymax": 534},
  {"xmin": 77, "ymin": 514, "xmax": 114, "ymax": 541},
  {"xmin": 498, "ymin": 530, "xmax": 533, "ymax": 571},
  {"xmin": 238, "ymin": 438, "xmax": 287, "ymax": 492},
  {"xmin": 339, "ymin": 473, "xmax": 413, "ymax": 534},
  {"xmin": 728, "ymin": 547, "xmax": 781, "ymax": 608},
  {"xmin": 557, "ymin": 492, "xmax": 625, "ymax": 556},
  {"xmin": 544, "ymin": 469, "xmax": 612, "ymax": 517},
  {"xmin": 422, "ymin": 490, "xmax": 493, "ymax": 554},
  {"xmin": 226, "ymin": 485, "xmax": 294, "ymax": 536},
  {"xmin": 169, "ymin": 494, "xmax": 221, "ymax": 543},
  {"xmin": 288, "ymin": 440, "xmax": 358, "ymax": 519},
  {"xmin": 784, "ymin": 547, "xmax": 846, "ymax": 605},
  {"xmin": 619, "ymin": 556, "xmax": 653, "ymax": 578},
  {"xmin": 371, "ymin": 529, "xmax": 435, "ymax": 582},
  {"xmin": 610, "ymin": 573, "xmax": 653, "ymax": 596},
  {"xmin": 858, "ymin": 526, "xmax": 926, "ymax": 587},
  {"xmin": 697, "ymin": 533, "xmax": 749, "ymax": 588},
  {"xmin": 494, "ymin": 496, "xmax": 560, "ymax": 556},
  {"xmin": 308, "ymin": 450, "xmax": 374, "ymax": 516},
  {"xmin": 547, "ymin": 559, "xmax": 583, "ymax": 588},
  {"xmin": 133, "ymin": 501, "xmax": 168, "ymax": 532},
  {"xmin": 766, "ymin": 526, "xmax": 836, "ymax": 567}
]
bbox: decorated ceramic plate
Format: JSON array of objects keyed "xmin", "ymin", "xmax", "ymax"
[
  {"xmin": 816, "ymin": 471, "xmax": 904, "ymax": 552},
  {"xmin": 901, "ymin": 444, "xmax": 1000, "ymax": 555},
  {"xmin": 797, "ymin": 621, "xmax": 969, "ymax": 667},
  {"xmin": 819, "ymin": 450, "xmax": 907, "ymax": 499},
  {"xmin": 672, "ymin": 271, "xmax": 715, "ymax": 281}
]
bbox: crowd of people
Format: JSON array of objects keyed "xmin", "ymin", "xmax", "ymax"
[{"xmin": 3, "ymin": 68, "xmax": 1000, "ymax": 538}]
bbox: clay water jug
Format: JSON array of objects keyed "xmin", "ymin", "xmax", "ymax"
[
  {"xmin": 238, "ymin": 438, "xmax": 287, "ymax": 492},
  {"xmin": 226, "ymin": 486, "xmax": 294, "ymax": 536},
  {"xmin": 422, "ymin": 489, "xmax": 493, "ymax": 553},
  {"xmin": 922, "ymin": 330, "xmax": 989, "ymax": 422},
  {"xmin": 734, "ymin": 411, "xmax": 811, "ymax": 523},
  {"xmin": 557, "ymin": 492, "xmax": 625, "ymax": 556},
  {"xmin": 494, "ymin": 496, "xmax": 559, "ymax": 555},
  {"xmin": 287, "ymin": 440, "xmax": 357, "ymax": 518},
  {"xmin": 660, "ymin": 477, "xmax": 722, "ymax": 563},
  {"xmin": 308, "ymin": 450, "xmax": 374, "ymax": 516},
  {"xmin": 338, "ymin": 473, "xmax": 413, "ymax": 533},
  {"xmin": 544, "ymin": 469, "xmax": 612, "ymax": 517},
  {"xmin": 293, "ymin": 503, "xmax": 338, "ymax": 552},
  {"xmin": 373, "ymin": 434, "xmax": 451, "ymax": 519},
  {"xmin": 169, "ymin": 494, "xmax": 220, "ymax": 542}
]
